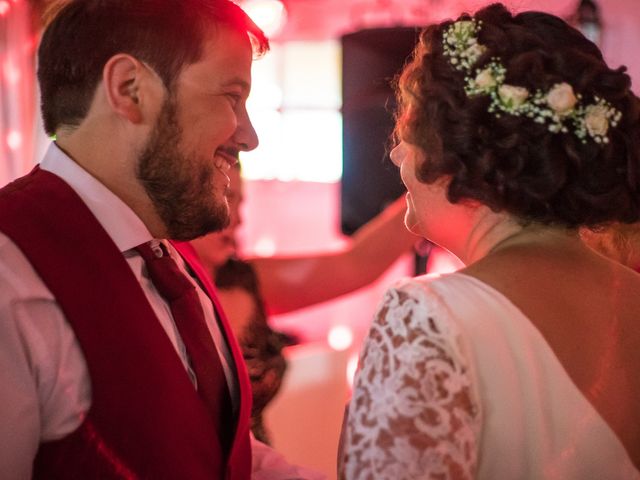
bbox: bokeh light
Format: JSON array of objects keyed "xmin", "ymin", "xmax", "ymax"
[
  {"xmin": 327, "ymin": 324, "xmax": 353, "ymax": 351},
  {"xmin": 7, "ymin": 130, "xmax": 22, "ymax": 151},
  {"xmin": 241, "ymin": 0, "xmax": 287, "ymax": 37}
]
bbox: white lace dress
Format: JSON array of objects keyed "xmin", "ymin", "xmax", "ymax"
[{"xmin": 340, "ymin": 273, "xmax": 640, "ymax": 480}]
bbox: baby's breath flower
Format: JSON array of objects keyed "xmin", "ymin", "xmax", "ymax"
[
  {"xmin": 443, "ymin": 19, "xmax": 483, "ymax": 71},
  {"xmin": 464, "ymin": 43, "xmax": 487, "ymax": 65},
  {"xmin": 442, "ymin": 19, "xmax": 622, "ymax": 145},
  {"xmin": 452, "ymin": 21, "xmax": 474, "ymax": 34}
]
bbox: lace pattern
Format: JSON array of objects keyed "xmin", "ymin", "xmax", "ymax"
[{"xmin": 340, "ymin": 278, "xmax": 481, "ymax": 480}]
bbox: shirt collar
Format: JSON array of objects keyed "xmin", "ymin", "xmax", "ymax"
[{"xmin": 40, "ymin": 142, "xmax": 154, "ymax": 253}]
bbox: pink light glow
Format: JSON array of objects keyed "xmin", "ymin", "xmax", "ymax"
[
  {"xmin": 7, "ymin": 130, "xmax": 22, "ymax": 151},
  {"xmin": 0, "ymin": 1, "xmax": 11, "ymax": 16},
  {"xmin": 23, "ymin": 34, "xmax": 40, "ymax": 55},
  {"xmin": 346, "ymin": 352, "xmax": 358, "ymax": 390},
  {"xmin": 252, "ymin": 235, "xmax": 276, "ymax": 257},
  {"xmin": 327, "ymin": 324, "xmax": 353, "ymax": 351},
  {"xmin": 3, "ymin": 59, "xmax": 20, "ymax": 85},
  {"xmin": 428, "ymin": 247, "xmax": 464, "ymax": 275},
  {"xmin": 241, "ymin": 0, "xmax": 286, "ymax": 37}
]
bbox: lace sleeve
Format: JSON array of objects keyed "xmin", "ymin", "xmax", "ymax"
[{"xmin": 339, "ymin": 281, "xmax": 481, "ymax": 480}]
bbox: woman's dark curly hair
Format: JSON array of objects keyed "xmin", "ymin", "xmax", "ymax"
[{"xmin": 395, "ymin": 2, "xmax": 640, "ymax": 228}]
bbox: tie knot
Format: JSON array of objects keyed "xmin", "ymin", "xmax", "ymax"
[
  {"xmin": 135, "ymin": 241, "xmax": 194, "ymax": 301},
  {"xmin": 136, "ymin": 240, "xmax": 167, "ymax": 261}
]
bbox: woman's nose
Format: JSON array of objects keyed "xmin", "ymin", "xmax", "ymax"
[{"xmin": 390, "ymin": 143, "xmax": 404, "ymax": 167}]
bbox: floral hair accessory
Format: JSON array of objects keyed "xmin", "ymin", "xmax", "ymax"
[
  {"xmin": 442, "ymin": 19, "xmax": 622, "ymax": 144},
  {"xmin": 443, "ymin": 20, "xmax": 486, "ymax": 70}
]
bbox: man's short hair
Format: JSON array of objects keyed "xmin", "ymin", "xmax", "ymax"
[{"xmin": 37, "ymin": 0, "xmax": 268, "ymax": 135}]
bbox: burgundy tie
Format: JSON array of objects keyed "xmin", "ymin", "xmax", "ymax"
[{"xmin": 136, "ymin": 241, "xmax": 233, "ymax": 450}]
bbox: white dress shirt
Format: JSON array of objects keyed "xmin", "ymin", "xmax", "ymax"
[
  {"xmin": 0, "ymin": 143, "xmax": 326, "ymax": 480},
  {"xmin": 0, "ymin": 143, "xmax": 238, "ymax": 479}
]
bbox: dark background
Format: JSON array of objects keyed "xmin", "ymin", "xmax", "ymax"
[{"xmin": 340, "ymin": 26, "xmax": 420, "ymax": 235}]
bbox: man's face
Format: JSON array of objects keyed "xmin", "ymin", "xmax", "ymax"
[{"xmin": 137, "ymin": 25, "xmax": 257, "ymax": 241}]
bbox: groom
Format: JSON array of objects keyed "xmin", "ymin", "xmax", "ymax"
[{"xmin": 0, "ymin": 0, "xmax": 269, "ymax": 478}]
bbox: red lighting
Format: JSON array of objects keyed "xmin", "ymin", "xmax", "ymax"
[
  {"xmin": 7, "ymin": 131, "xmax": 22, "ymax": 151},
  {"xmin": 0, "ymin": 1, "xmax": 11, "ymax": 16},
  {"xmin": 241, "ymin": 0, "xmax": 287, "ymax": 37},
  {"xmin": 3, "ymin": 59, "xmax": 20, "ymax": 85}
]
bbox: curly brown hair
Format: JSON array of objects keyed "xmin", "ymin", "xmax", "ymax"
[{"xmin": 395, "ymin": 3, "xmax": 640, "ymax": 228}]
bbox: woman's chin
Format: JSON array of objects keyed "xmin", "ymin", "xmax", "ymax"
[{"xmin": 404, "ymin": 211, "xmax": 422, "ymax": 237}]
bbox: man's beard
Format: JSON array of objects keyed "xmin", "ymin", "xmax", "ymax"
[{"xmin": 136, "ymin": 94, "xmax": 229, "ymax": 241}]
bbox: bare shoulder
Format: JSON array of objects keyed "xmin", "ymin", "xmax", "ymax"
[
  {"xmin": 459, "ymin": 242, "xmax": 640, "ymax": 349},
  {"xmin": 462, "ymin": 242, "xmax": 640, "ymax": 466},
  {"xmin": 461, "ymin": 240, "xmax": 640, "ymax": 309}
]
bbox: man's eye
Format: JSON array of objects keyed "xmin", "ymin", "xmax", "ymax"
[{"xmin": 226, "ymin": 94, "xmax": 241, "ymax": 107}]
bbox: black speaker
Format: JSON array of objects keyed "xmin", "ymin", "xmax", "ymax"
[{"xmin": 341, "ymin": 27, "xmax": 420, "ymax": 235}]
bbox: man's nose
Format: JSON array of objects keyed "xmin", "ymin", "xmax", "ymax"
[{"xmin": 235, "ymin": 108, "xmax": 259, "ymax": 152}]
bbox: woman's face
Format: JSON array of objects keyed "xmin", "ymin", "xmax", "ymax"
[{"xmin": 390, "ymin": 141, "xmax": 456, "ymax": 244}]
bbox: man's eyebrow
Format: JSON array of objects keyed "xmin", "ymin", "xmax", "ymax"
[{"xmin": 221, "ymin": 77, "xmax": 250, "ymax": 92}]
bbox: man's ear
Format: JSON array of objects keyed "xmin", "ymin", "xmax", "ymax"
[{"xmin": 102, "ymin": 54, "xmax": 157, "ymax": 124}]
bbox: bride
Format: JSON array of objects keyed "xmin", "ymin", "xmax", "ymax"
[{"xmin": 339, "ymin": 3, "xmax": 640, "ymax": 479}]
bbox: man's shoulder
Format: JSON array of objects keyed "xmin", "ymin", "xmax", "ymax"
[
  {"xmin": 0, "ymin": 169, "xmax": 38, "ymax": 197},
  {"xmin": 0, "ymin": 231, "xmax": 54, "ymax": 301}
]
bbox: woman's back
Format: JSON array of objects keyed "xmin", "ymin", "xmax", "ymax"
[{"xmin": 463, "ymin": 232, "xmax": 640, "ymax": 470}]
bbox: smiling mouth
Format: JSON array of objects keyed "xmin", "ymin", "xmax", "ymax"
[
  {"xmin": 214, "ymin": 147, "xmax": 239, "ymax": 171},
  {"xmin": 214, "ymin": 152, "xmax": 233, "ymax": 173}
]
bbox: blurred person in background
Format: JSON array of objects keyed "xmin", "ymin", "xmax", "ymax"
[
  {"xmin": 190, "ymin": 162, "xmax": 417, "ymax": 314},
  {"xmin": 188, "ymin": 161, "xmax": 416, "ymax": 445}
]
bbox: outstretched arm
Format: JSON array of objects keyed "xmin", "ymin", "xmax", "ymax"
[{"xmin": 249, "ymin": 196, "xmax": 417, "ymax": 314}]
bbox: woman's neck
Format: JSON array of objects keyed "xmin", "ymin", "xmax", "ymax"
[
  {"xmin": 455, "ymin": 209, "xmax": 521, "ymax": 264},
  {"xmin": 486, "ymin": 224, "xmax": 578, "ymax": 256},
  {"xmin": 457, "ymin": 208, "xmax": 575, "ymax": 265}
]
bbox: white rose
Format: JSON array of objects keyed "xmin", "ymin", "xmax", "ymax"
[
  {"xmin": 474, "ymin": 68, "xmax": 496, "ymax": 89},
  {"xmin": 546, "ymin": 83, "xmax": 577, "ymax": 115},
  {"xmin": 498, "ymin": 84, "xmax": 529, "ymax": 108},
  {"xmin": 584, "ymin": 104, "xmax": 610, "ymax": 137}
]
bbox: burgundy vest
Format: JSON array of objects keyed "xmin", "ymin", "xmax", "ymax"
[{"xmin": 0, "ymin": 167, "xmax": 252, "ymax": 479}]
